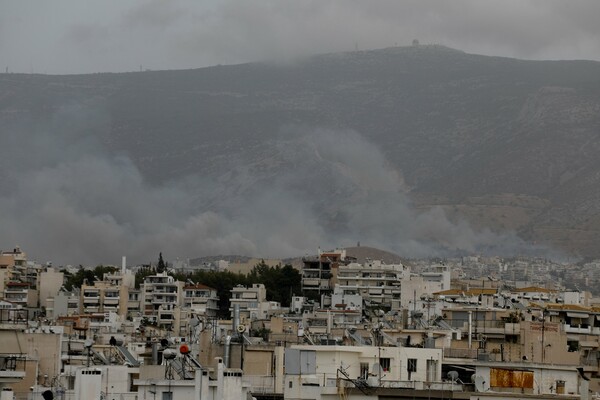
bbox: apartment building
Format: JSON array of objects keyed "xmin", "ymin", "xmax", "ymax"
[
  {"xmin": 230, "ymin": 283, "xmax": 284, "ymax": 322},
  {"xmin": 336, "ymin": 260, "xmax": 410, "ymax": 310},
  {"xmin": 80, "ymin": 270, "xmax": 135, "ymax": 317},
  {"xmin": 46, "ymin": 290, "xmax": 80, "ymax": 318},
  {"xmin": 127, "ymin": 288, "xmax": 141, "ymax": 318},
  {"xmin": 301, "ymin": 249, "xmax": 350, "ymax": 301},
  {"xmin": 183, "ymin": 283, "xmax": 219, "ymax": 316},
  {"xmin": 141, "ymin": 272, "xmax": 183, "ymax": 328},
  {"xmin": 4, "ymin": 282, "xmax": 37, "ymax": 308},
  {"xmin": 0, "ymin": 247, "xmax": 27, "ymax": 281},
  {"xmin": 284, "ymin": 345, "xmax": 442, "ymax": 400}
]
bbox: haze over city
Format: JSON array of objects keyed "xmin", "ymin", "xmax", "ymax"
[{"xmin": 3, "ymin": 3, "xmax": 600, "ymax": 400}]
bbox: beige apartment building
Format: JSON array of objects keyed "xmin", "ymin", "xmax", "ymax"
[{"xmin": 80, "ymin": 270, "xmax": 135, "ymax": 317}]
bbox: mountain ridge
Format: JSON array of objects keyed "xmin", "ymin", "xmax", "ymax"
[{"xmin": 2, "ymin": 45, "xmax": 600, "ymax": 261}]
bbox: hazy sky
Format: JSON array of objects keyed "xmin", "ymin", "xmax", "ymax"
[{"xmin": 2, "ymin": 0, "xmax": 600, "ymax": 74}]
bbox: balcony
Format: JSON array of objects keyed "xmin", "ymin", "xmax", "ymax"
[
  {"xmin": 83, "ymin": 297, "xmax": 100, "ymax": 304},
  {"xmin": 153, "ymin": 288, "xmax": 178, "ymax": 294},
  {"xmin": 4, "ymin": 294, "xmax": 27, "ymax": 303},
  {"xmin": 303, "ymin": 279, "xmax": 320, "ymax": 286},
  {"xmin": 152, "ymin": 296, "xmax": 167, "ymax": 304},
  {"xmin": 103, "ymin": 296, "xmax": 120, "ymax": 305},
  {"xmin": 4, "ymin": 288, "xmax": 28, "ymax": 295},
  {"xmin": 564, "ymin": 324, "xmax": 592, "ymax": 334},
  {"xmin": 443, "ymin": 347, "xmax": 478, "ymax": 359},
  {"xmin": 158, "ymin": 313, "xmax": 174, "ymax": 323},
  {"xmin": 0, "ymin": 355, "xmax": 26, "ymax": 382}
]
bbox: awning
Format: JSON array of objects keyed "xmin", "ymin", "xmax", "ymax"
[
  {"xmin": 579, "ymin": 341, "xmax": 598, "ymax": 348},
  {"xmin": 566, "ymin": 312, "xmax": 589, "ymax": 319}
]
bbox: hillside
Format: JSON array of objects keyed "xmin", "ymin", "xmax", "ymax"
[{"xmin": 2, "ymin": 45, "xmax": 600, "ymax": 261}]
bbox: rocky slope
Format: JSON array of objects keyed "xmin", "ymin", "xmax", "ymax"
[{"xmin": 2, "ymin": 45, "xmax": 600, "ymax": 260}]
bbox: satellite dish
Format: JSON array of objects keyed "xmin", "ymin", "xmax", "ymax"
[
  {"xmin": 163, "ymin": 349, "xmax": 177, "ymax": 360},
  {"xmin": 160, "ymin": 338, "xmax": 170, "ymax": 348},
  {"xmin": 474, "ymin": 375, "xmax": 486, "ymax": 392},
  {"xmin": 84, "ymin": 339, "xmax": 94, "ymax": 349},
  {"xmin": 237, "ymin": 324, "xmax": 246, "ymax": 333},
  {"xmin": 190, "ymin": 318, "xmax": 200, "ymax": 327},
  {"xmin": 447, "ymin": 370, "xmax": 459, "ymax": 382}
]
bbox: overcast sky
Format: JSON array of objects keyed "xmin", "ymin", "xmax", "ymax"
[{"xmin": 2, "ymin": 0, "xmax": 600, "ymax": 74}]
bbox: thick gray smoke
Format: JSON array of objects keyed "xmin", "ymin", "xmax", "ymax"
[
  {"xmin": 269, "ymin": 127, "xmax": 554, "ymax": 259},
  {"xmin": 0, "ymin": 108, "xmax": 554, "ymax": 265}
]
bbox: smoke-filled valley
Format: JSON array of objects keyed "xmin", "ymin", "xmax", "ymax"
[{"xmin": 2, "ymin": 45, "xmax": 600, "ymax": 264}]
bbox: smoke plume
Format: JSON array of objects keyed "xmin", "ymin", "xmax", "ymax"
[{"xmin": 0, "ymin": 108, "xmax": 555, "ymax": 265}]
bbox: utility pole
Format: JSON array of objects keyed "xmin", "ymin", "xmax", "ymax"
[{"xmin": 541, "ymin": 309, "xmax": 548, "ymax": 363}]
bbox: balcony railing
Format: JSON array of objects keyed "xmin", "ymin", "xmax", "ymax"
[
  {"xmin": 564, "ymin": 325, "xmax": 592, "ymax": 334},
  {"xmin": 103, "ymin": 297, "xmax": 120, "ymax": 304},
  {"xmin": 443, "ymin": 347, "xmax": 478, "ymax": 359}
]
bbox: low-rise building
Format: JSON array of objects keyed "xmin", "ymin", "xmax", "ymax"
[{"xmin": 284, "ymin": 345, "xmax": 443, "ymax": 400}]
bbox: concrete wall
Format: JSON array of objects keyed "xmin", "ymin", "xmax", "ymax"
[
  {"xmin": 0, "ymin": 331, "xmax": 61, "ymax": 395},
  {"xmin": 39, "ymin": 268, "xmax": 64, "ymax": 309},
  {"xmin": 285, "ymin": 345, "xmax": 442, "ymax": 384}
]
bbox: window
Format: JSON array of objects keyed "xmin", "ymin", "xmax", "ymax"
[
  {"xmin": 289, "ymin": 380, "xmax": 293, "ymax": 388},
  {"xmin": 162, "ymin": 393, "xmax": 173, "ymax": 400},
  {"xmin": 379, "ymin": 357, "xmax": 391, "ymax": 372},
  {"xmin": 360, "ymin": 363, "xmax": 369, "ymax": 379},
  {"xmin": 407, "ymin": 358, "xmax": 417, "ymax": 372},
  {"xmin": 407, "ymin": 358, "xmax": 417, "ymax": 380}
]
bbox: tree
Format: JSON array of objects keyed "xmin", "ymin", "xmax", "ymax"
[
  {"xmin": 135, "ymin": 264, "xmax": 156, "ymax": 289},
  {"xmin": 247, "ymin": 261, "xmax": 301, "ymax": 307},
  {"xmin": 169, "ymin": 261, "xmax": 300, "ymax": 317},
  {"xmin": 63, "ymin": 265, "xmax": 119, "ymax": 290},
  {"xmin": 156, "ymin": 252, "xmax": 167, "ymax": 274}
]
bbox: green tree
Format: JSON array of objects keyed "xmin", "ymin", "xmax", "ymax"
[
  {"xmin": 247, "ymin": 261, "xmax": 301, "ymax": 307},
  {"xmin": 135, "ymin": 264, "xmax": 156, "ymax": 289},
  {"xmin": 64, "ymin": 265, "xmax": 119, "ymax": 290},
  {"xmin": 156, "ymin": 252, "xmax": 167, "ymax": 273}
]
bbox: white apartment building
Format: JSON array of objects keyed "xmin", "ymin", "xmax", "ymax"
[
  {"xmin": 141, "ymin": 272, "xmax": 183, "ymax": 328},
  {"xmin": 336, "ymin": 260, "xmax": 410, "ymax": 310},
  {"xmin": 284, "ymin": 345, "xmax": 443, "ymax": 400},
  {"xmin": 230, "ymin": 283, "xmax": 284, "ymax": 322}
]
